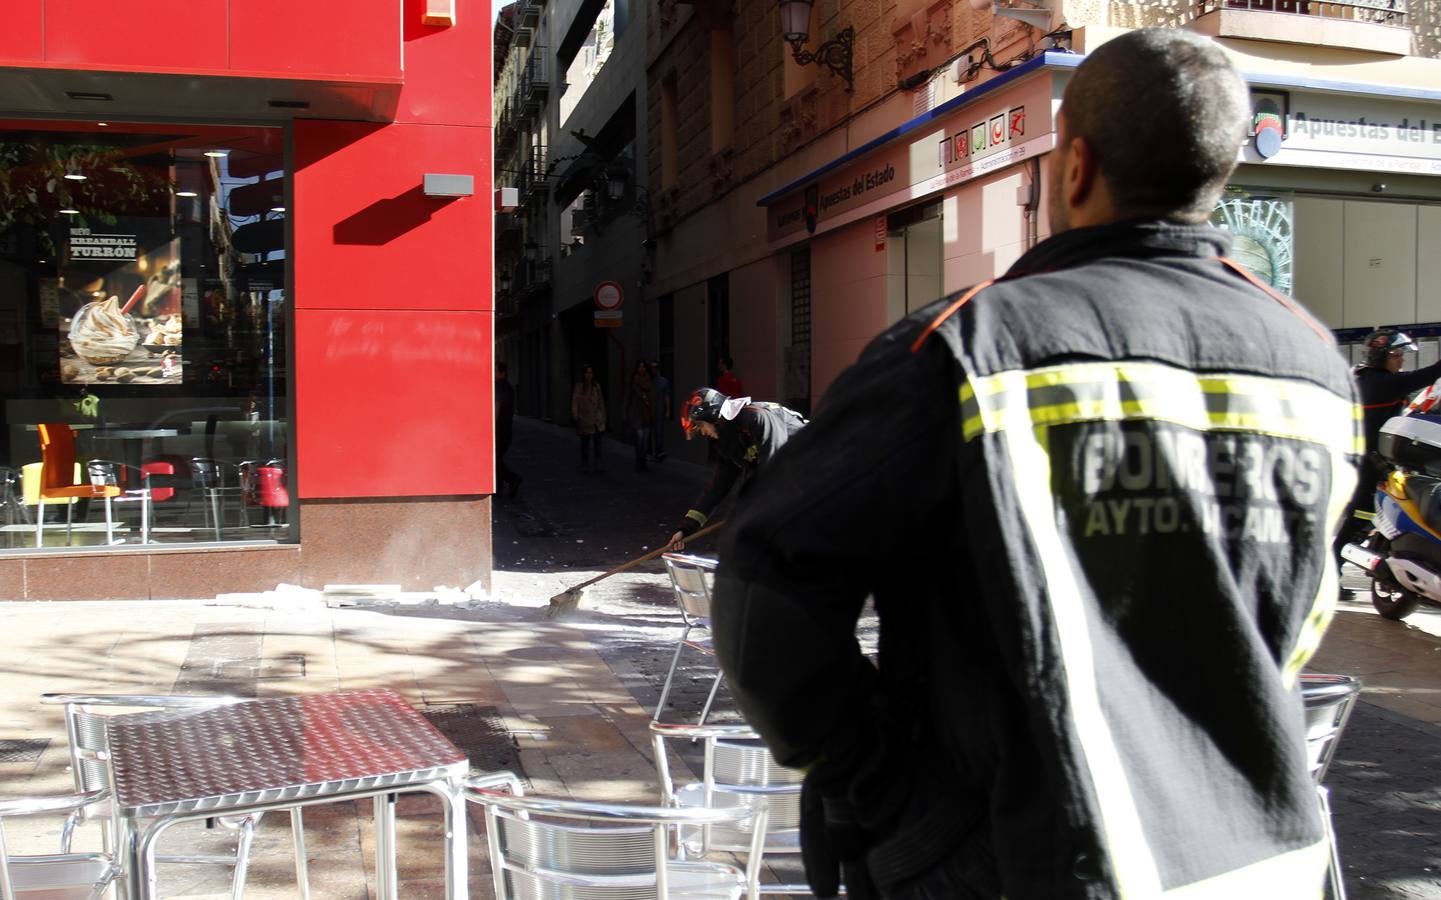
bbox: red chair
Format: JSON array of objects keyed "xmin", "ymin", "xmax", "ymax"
[
  {"xmin": 241, "ymin": 459, "xmax": 289, "ymax": 527},
  {"xmin": 141, "ymin": 461, "xmax": 177, "ymax": 503}
]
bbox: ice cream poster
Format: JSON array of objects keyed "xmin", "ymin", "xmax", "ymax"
[{"xmin": 60, "ymin": 236, "xmax": 183, "ymax": 385}]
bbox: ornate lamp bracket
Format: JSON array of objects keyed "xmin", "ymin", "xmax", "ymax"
[{"xmin": 788, "ymin": 26, "xmax": 854, "ymax": 92}]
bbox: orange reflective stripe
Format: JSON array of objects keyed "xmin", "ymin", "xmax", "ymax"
[
  {"xmin": 910, "ymin": 280, "xmax": 996, "ymax": 354},
  {"xmin": 1219, "ymin": 257, "xmax": 1334, "ymax": 346}
]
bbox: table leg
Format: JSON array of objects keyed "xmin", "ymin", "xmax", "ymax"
[
  {"xmin": 439, "ymin": 779, "xmax": 469, "ymax": 900},
  {"xmin": 136, "ymin": 818, "xmax": 178, "ymax": 900},
  {"xmin": 290, "ymin": 807, "xmax": 311, "ymax": 900},
  {"xmin": 374, "ymin": 793, "xmax": 398, "ymax": 900}
]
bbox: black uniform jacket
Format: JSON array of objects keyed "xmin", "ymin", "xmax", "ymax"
[
  {"xmin": 678, "ymin": 402, "xmax": 807, "ymax": 534},
  {"xmin": 712, "ymin": 220, "xmax": 1362, "ymax": 899},
  {"xmin": 1356, "ymin": 361, "xmax": 1441, "ymax": 452}
]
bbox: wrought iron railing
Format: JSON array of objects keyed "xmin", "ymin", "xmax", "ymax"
[{"xmin": 1190, "ymin": 0, "xmax": 1405, "ymax": 24}]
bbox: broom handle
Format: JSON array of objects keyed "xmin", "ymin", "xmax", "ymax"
[{"xmin": 565, "ymin": 520, "xmax": 727, "ymax": 592}]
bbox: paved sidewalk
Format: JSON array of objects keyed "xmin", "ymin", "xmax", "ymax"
[{"xmin": 0, "ymin": 416, "xmax": 1438, "ymax": 898}]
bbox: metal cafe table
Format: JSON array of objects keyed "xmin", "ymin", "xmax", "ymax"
[{"xmin": 105, "ymin": 687, "xmax": 469, "ymax": 899}]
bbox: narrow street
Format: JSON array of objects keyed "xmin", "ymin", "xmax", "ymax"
[{"xmin": 495, "ymin": 415, "xmax": 1441, "ymax": 899}]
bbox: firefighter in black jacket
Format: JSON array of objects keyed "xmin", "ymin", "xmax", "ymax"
[
  {"xmin": 1337, "ymin": 329, "xmax": 1441, "ymax": 547},
  {"xmin": 711, "ymin": 29, "xmax": 1361, "ymax": 900},
  {"xmin": 665, "ymin": 388, "xmax": 806, "ymax": 550}
]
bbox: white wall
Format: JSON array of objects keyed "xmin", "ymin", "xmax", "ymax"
[
  {"xmin": 1293, "ymin": 196, "xmax": 1344, "ymax": 326},
  {"xmin": 1292, "ymin": 197, "xmax": 1441, "ymax": 328},
  {"xmin": 729, "ymin": 258, "xmax": 784, "ymax": 402},
  {"xmin": 943, "ymin": 168, "xmax": 1032, "ymax": 292},
  {"xmin": 810, "ymin": 219, "xmax": 890, "ymax": 405}
]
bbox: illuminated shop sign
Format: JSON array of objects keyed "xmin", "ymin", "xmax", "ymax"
[
  {"xmin": 767, "ymin": 75, "xmax": 1055, "ymax": 243},
  {"xmin": 70, "ymin": 228, "xmax": 137, "ymax": 260},
  {"xmin": 1243, "ymin": 89, "xmax": 1441, "ymax": 175}
]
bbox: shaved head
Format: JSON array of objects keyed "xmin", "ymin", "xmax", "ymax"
[{"xmin": 1051, "ymin": 28, "xmax": 1249, "ymax": 227}]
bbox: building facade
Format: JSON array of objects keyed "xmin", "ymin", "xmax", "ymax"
[
  {"xmin": 642, "ymin": 0, "xmax": 1441, "ymax": 410},
  {"xmin": 494, "ymin": 0, "xmax": 671, "ymax": 457},
  {"xmin": 0, "ymin": 0, "xmax": 495, "ymax": 599}
]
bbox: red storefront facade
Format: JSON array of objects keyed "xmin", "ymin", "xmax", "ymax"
[{"xmin": 0, "ymin": 0, "xmax": 496, "ymax": 599}]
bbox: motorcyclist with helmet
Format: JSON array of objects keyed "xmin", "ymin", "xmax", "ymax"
[
  {"xmin": 1338, "ymin": 328, "xmax": 1441, "ymax": 555},
  {"xmin": 665, "ymin": 388, "xmax": 807, "ymax": 551}
]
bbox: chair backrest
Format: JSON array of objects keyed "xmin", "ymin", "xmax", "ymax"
[
  {"xmin": 1299, "ymin": 673, "xmax": 1362, "ymax": 783},
  {"xmin": 651, "ymin": 722, "xmax": 804, "ymax": 856},
  {"xmin": 239, "ymin": 461, "xmax": 288, "ymax": 508},
  {"xmin": 662, "ymin": 553, "xmax": 718, "ymax": 623},
  {"xmin": 190, "ymin": 458, "xmax": 227, "ymax": 489},
  {"xmin": 36, "ymin": 424, "xmax": 78, "ymax": 493},
  {"xmin": 21, "ymin": 463, "xmax": 81, "ymax": 507},
  {"xmin": 140, "ymin": 461, "xmax": 176, "ymax": 503},
  {"xmin": 466, "ymin": 784, "xmax": 764, "ymax": 900},
  {"xmin": 63, "ymin": 708, "xmax": 111, "ymax": 795}
]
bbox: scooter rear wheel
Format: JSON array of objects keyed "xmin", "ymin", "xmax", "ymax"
[{"xmin": 1371, "ymin": 578, "xmax": 1421, "ymax": 621}]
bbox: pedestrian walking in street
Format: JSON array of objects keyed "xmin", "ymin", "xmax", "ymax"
[
  {"xmin": 625, "ymin": 360, "xmax": 655, "ymax": 473},
  {"xmin": 716, "ymin": 355, "xmax": 744, "ymax": 398},
  {"xmin": 648, "ymin": 360, "xmax": 672, "ymax": 462},
  {"xmin": 710, "ymin": 28, "xmax": 1361, "ymax": 900},
  {"xmin": 571, "ymin": 363, "xmax": 607, "ymax": 473},
  {"xmin": 494, "ymin": 361, "xmax": 522, "ymax": 499},
  {"xmin": 665, "ymin": 387, "xmax": 806, "ymax": 551}
]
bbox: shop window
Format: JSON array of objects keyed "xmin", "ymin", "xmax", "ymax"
[
  {"xmin": 0, "ymin": 121, "xmax": 291, "ymax": 550},
  {"xmin": 1210, "ymin": 189, "xmax": 1294, "ymax": 296}
]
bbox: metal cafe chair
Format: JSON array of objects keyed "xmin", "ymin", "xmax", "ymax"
[
  {"xmin": 0, "ymin": 466, "xmax": 29, "ymax": 527},
  {"xmin": 651, "ymin": 722, "xmax": 810, "ymax": 895},
  {"xmin": 84, "ymin": 460, "xmax": 152, "ymax": 545},
  {"xmin": 190, "ymin": 458, "xmax": 246, "ymax": 540},
  {"xmin": 41, "ymin": 693, "xmax": 311, "ymax": 900},
  {"xmin": 1300, "ymin": 673, "xmax": 1363, "ymax": 900},
  {"xmin": 466, "ymin": 775, "xmax": 769, "ymax": 900},
  {"xmin": 0, "ymin": 789, "xmax": 120, "ymax": 899},
  {"xmin": 657, "ymin": 553, "xmax": 726, "ymax": 726}
]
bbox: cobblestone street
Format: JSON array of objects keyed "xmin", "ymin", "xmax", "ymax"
[{"xmin": 496, "ymin": 415, "xmax": 1441, "ymax": 899}]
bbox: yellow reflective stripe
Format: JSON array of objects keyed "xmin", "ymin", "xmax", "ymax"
[
  {"xmin": 1282, "ymin": 442, "xmax": 1355, "ymax": 687},
  {"xmin": 961, "ymin": 361, "xmax": 1363, "ymax": 456},
  {"xmin": 684, "ymin": 509, "xmax": 708, "ymax": 527},
  {"xmin": 979, "ymin": 358, "xmax": 1356, "ymax": 893},
  {"xmin": 994, "ymin": 391, "xmax": 1166, "ymax": 897},
  {"xmin": 1161, "ymin": 836, "xmax": 1328, "ymax": 898}
]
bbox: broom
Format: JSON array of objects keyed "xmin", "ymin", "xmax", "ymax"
[{"xmin": 546, "ymin": 520, "xmax": 727, "ymax": 616}]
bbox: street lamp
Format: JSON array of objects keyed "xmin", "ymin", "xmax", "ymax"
[
  {"xmin": 605, "ymin": 169, "xmax": 627, "ymax": 202},
  {"xmin": 499, "ymin": 272, "xmax": 512, "ymax": 292},
  {"xmin": 779, "ymin": 0, "xmax": 854, "ymax": 92}
]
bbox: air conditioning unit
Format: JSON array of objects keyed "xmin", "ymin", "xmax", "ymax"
[{"xmin": 969, "ymin": 0, "xmax": 1057, "ymax": 31}]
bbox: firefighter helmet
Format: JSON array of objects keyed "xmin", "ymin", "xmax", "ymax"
[
  {"xmin": 681, "ymin": 388, "xmax": 728, "ymax": 438},
  {"xmin": 1364, "ymin": 328, "xmax": 1416, "ymax": 367}
]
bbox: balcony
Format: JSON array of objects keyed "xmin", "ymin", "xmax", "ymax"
[
  {"xmin": 517, "ymin": 257, "xmax": 552, "ymax": 293},
  {"xmin": 518, "ymin": 0, "xmax": 542, "ymax": 29},
  {"xmin": 521, "ymin": 53, "xmax": 550, "ymax": 112},
  {"xmin": 522, "ymin": 149, "xmax": 550, "ymax": 205},
  {"xmin": 1186, "ymin": 0, "xmax": 1410, "ymax": 55}
]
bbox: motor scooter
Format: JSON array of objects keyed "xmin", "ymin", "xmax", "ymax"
[{"xmin": 1341, "ymin": 412, "xmax": 1441, "ymax": 620}]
